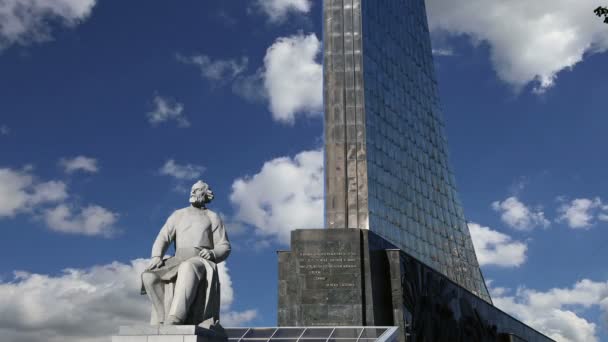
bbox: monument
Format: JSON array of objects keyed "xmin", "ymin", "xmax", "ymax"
[
  {"xmin": 141, "ymin": 180, "xmax": 231, "ymax": 327},
  {"xmin": 114, "ymin": 1, "xmax": 556, "ymax": 341},
  {"xmin": 278, "ymin": 0, "xmax": 554, "ymax": 341},
  {"xmin": 113, "ymin": 181, "xmax": 231, "ymax": 342}
]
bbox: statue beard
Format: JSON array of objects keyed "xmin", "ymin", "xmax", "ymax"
[{"xmin": 189, "ymin": 194, "xmax": 205, "ymax": 207}]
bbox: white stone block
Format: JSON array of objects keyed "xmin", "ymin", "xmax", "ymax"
[
  {"xmin": 159, "ymin": 325, "xmax": 199, "ymax": 335},
  {"xmin": 148, "ymin": 336, "xmax": 184, "ymax": 342},
  {"xmin": 119, "ymin": 325, "xmax": 160, "ymax": 335},
  {"xmin": 112, "ymin": 336, "xmax": 147, "ymax": 342}
]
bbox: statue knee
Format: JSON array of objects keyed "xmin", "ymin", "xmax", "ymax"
[
  {"xmin": 178, "ymin": 260, "xmax": 197, "ymax": 274},
  {"xmin": 142, "ymin": 271, "xmax": 160, "ymax": 286}
]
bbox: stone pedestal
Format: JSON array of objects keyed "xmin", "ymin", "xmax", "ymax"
[
  {"xmin": 278, "ymin": 229, "xmax": 555, "ymax": 342},
  {"xmin": 277, "ymin": 229, "xmax": 401, "ymax": 333},
  {"xmin": 112, "ymin": 325, "xmax": 227, "ymax": 342}
]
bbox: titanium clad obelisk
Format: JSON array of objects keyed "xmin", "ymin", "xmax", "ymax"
[
  {"xmin": 323, "ymin": 0, "xmax": 491, "ymax": 302},
  {"xmin": 278, "ymin": 2, "xmax": 555, "ymax": 340}
]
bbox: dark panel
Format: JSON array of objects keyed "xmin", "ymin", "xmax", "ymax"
[
  {"xmin": 367, "ymin": 232, "xmax": 554, "ymax": 342},
  {"xmin": 278, "ymin": 229, "xmax": 554, "ymax": 341},
  {"xmin": 278, "ymin": 229, "xmax": 365, "ymax": 327}
]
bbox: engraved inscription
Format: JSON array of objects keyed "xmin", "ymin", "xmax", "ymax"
[{"xmin": 298, "ymin": 251, "xmax": 360, "ymax": 290}]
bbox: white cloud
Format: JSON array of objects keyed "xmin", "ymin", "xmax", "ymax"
[
  {"xmin": 492, "ymin": 197, "xmax": 550, "ymax": 230},
  {"xmin": 468, "ymin": 222, "xmax": 527, "ymax": 267},
  {"xmin": 159, "ymin": 159, "xmax": 205, "ymax": 181},
  {"xmin": 0, "ymin": 259, "xmax": 256, "ymax": 342},
  {"xmin": 598, "ymin": 210, "xmax": 608, "ymax": 222},
  {"xmin": 557, "ymin": 197, "xmax": 605, "ymax": 229},
  {"xmin": 232, "ymin": 70, "xmax": 267, "ymax": 103},
  {"xmin": 179, "ymin": 34, "xmax": 321, "ymax": 124},
  {"xmin": 0, "ymin": 167, "xmax": 120, "ymax": 237},
  {"xmin": 0, "ymin": 0, "xmax": 96, "ymax": 51},
  {"xmin": 59, "ymin": 156, "xmax": 99, "ymax": 174},
  {"xmin": 0, "ymin": 168, "xmax": 67, "ymax": 217},
  {"xmin": 44, "ymin": 204, "xmax": 118, "ymax": 237},
  {"xmin": 0, "ymin": 125, "xmax": 9, "ymax": 135},
  {"xmin": 230, "ymin": 149, "xmax": 323, "ymax": 244},
  {"xmin": 29, "ymin": 180, "xmax": 69, "ymax": 205},
  {"xmin": 255, "ymin": 0, "xmax": 311, "ymax": 22},
  {"xmin": 221, "ymin": 309, "xmax": 259, "ymax": 326},
  {"xmin": 491, "ymin": 279, "xmax": 608, "ymax": 342},
  {"xmin": 489, "ymin": 286, "xmax": 509, "ymax": 297},
  {"xmin": 176, "ymin": 54, "xmax": 248, "ymax": 81},
  {"xmin": 147, "ymin": 95, "xmax": 189, "ymax": 128},
  {"xmin": 432, "ymin": 48, "xmax": 454, "ymax": 56},
  {"xmin": 263, "ymin": 33, "xmax": 322, "ymax": 124},
  {"xmin": 426, "ymin": 0, "xmax": 608, "ymax": 92}
]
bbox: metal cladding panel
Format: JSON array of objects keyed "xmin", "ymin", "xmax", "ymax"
[
  {"xmin": 324, "ymin": 0, "xmax": 369, "ymax": 230},
  {"xmin": 225, "ymin": 327, "xmax": 398, "ymax": 342},
  {"xmin": 323, "ymin": 0, "xmax": 491, "ymax": 303}
]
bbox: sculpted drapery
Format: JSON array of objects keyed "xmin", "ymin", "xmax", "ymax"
[{"xmin": 141, "ymin": 181, "xmax": 231, "ymax": 327}]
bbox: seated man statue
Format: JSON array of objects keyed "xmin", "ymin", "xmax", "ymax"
[{"xmin": 141, "ymin": 180, "xmax": 231, "ymax": 327}]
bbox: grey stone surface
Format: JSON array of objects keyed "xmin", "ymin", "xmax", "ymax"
[
  {"xmin": 119, "ymin": 325, "xmax": 159, "ymax": 335},
  {"xmin": 278, "ymin": 229, "xmax": 554, "ymax": 342},
  {"xmin": 112, "ymin": 336, "xmax": 148, "ymax": 342},
  {"xmin": 141, "ymin": 180, "xmax": 231, "ymax": 326},
  {"xmin": 279, "ymin": 229, "xmax": 394, "ymax": 329}
]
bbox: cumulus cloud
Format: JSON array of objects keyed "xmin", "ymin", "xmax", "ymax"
[
  {"xmin": 59, "ymin": 156, "xmax": 99, "ymax": 174},
  {"xmin": 491, "ymin": 279, "xmax": 608, "ymax": 342},
  {"xmin": 147, "ymin": 95, "xmax": 189, "ymax": 128},
  {"xmin": 255, "ymin": 0, "xmax": 312, "ymax": 22},
  {"xmin": 0, "ymin": 125, "xmax": 9, "ymax": 135},
  {"xmin": 180, "ymin": 33, "xmax": 321, "ymax": 124},
  {"xmin": 28, "ymin": 180, "xmax": 69, "ymax": 205},
  {"xmin": 426, "ymin": 0, "xmax": 608, "ymax": 92},
  {"xmin": 492, "ymin": 197, "xmax": 550, "ymax": 230},
  {"xmin": 468, "ymin": 222, "xmax": 527, "ymax": 267},
  {"xmin": 263, "ymin": 33, "xmax": 323, "ymax": 123},
  {"xmin": 0, "ymin": 167, "xmax": 118, "ymax": 237},
  {"xmin": 0, "ymin": 0, "xmax": 96, "ymax": 51},
  {"xmin": 0, "ymin": 168, "xmax": 67, "ymax": 217},
  {"xmin": 230, "ymin": 149, "xmax": 323, "ymax": 244},
  {"xmin": 176, "ymin": 54, "xmax": 248, "ymax": 82},
  {"xmin": 159, "ymin": 159, "xmax": 205, "ymax": 181},
  {"xmin": 0, "ymin": 259, "xmax": 256, "ymax": 342},
  {"xmin": 44, "ymin": 204, "xmax": 118, "ymax": 237},
  {"xmin": 557, "ymin": 197, "xmax": 606, "ymax": 229}
]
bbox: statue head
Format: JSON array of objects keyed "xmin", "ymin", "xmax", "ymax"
[{"xmin": 189, "ymin": 180, "xmax": 214, "ymax": 207}]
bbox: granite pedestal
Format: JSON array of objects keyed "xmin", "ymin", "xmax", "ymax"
[
  {"xmin": 278, "ymin": 229, "xmax": 554, "ymax": 342},
  {"xmin": 278, "ymin": 229, "xmax": 399, "ymax": 331}
]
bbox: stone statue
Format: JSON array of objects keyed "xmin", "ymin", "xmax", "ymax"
[{"xmin": 141, "ymin": 180, "xmax": 231, "ymax": 328}]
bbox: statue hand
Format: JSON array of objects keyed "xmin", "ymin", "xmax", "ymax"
[
  {"xmin": 146, "ymin": 256, "xmax": 163, "ymax": 270},
  {"xmin": 199, "ymin": 248, "xmax": 214, "ymax": 260}
]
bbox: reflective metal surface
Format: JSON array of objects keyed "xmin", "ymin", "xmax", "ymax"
[
  {"xmin": 323, "ymin": 0, "xmax": 491, "ymax": 303},
  {"xmin": 226, "ymin": 327, "xmax": 397, "ymax": 342}
]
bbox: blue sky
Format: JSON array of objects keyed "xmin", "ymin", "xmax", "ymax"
[{"xmin": 1, "ymin": 1, "xmax": 608, "ymax": 341}]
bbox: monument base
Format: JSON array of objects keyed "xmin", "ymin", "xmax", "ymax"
[
  {"xmin": 112, "ymin": 325, "xmax": 227, "ymax": 342},
  {"xmin": 278, "ymin": 229, "xmax": 554, "ymax": 342}
]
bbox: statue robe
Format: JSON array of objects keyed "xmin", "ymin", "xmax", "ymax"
[{"xmin": 141, "ymin": 206, "xmax": 231, "ymax": 326}]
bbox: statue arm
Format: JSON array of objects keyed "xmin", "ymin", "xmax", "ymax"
[
  {"xmin": 211, "ymin": 215, "xmax": 231, "ymax": 263},
  {"xmin": 151, "ymin": 213, "xmax": 177, "ymax": 258}
]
